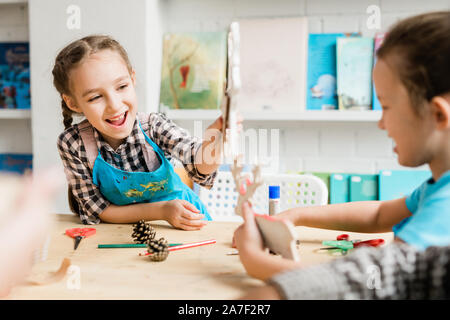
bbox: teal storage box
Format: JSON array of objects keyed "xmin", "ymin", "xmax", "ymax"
[
  {"xmin": 378, "ymin": 170, "xmax": 431, "ymax": 201},
  {"xmin": 349, "ymin": 174, "xmax": 378, "ymax": 201}
]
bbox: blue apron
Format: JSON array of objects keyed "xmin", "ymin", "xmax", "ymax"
[{"xmin": 91, "ymin": 121, "xmax": 211, "ymax": 220}]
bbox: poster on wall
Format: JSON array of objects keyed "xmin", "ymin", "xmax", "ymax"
[
  {"xmin": 0, "ymin": 154, "xmax": 32, "ymax": 174},
  {"xmin": 0, "ymin": 42, "xmax": 30, "ymax": 110},
  {"xmin": 159, "ymin": 32, "xmax": 227, "ymax": 111},
  {"xmin": 237, "ymin": 17, "xmax": 308, "ymax": 114},
  {"xmin": 337, "ymin": 37, "xmax": 374, "ymax": 111}
]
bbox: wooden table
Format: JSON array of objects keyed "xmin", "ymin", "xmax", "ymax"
[{"xmin": 8, "ymin": 214, "xmax": 394, "ymax": 300}]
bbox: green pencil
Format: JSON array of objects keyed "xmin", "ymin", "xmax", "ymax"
[{"xmin": 98, "ymin": 243, "xmax": 182, "ymax": 248}]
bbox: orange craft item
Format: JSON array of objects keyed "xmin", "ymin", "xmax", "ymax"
[{"xmin": 65, "ymin": 228, "xmax": 96, "ymax": 250}]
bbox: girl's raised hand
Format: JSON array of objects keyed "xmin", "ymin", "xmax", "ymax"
[
  {"xmin": 163, "ymin": 199, "xmax": 207, "ymax": 231},
  {"xmin": 206, "ymin": 112, "xmax": 244, "ymax": 133},
  {"xmin": 206, "ymin": 115, "xmax": 223, "ymax": 132}
]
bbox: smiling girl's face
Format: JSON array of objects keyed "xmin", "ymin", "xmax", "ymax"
[
  {"xmin": 374, "ymin": 57, "xmax": 437, "ymax": 168},
  {"xmin": 63, "ymin": 49, "xmax": 138, "ymax": 150}
]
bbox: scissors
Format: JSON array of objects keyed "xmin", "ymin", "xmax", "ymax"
[
  {"xmin": 66, "ymin": 228, "xmax": 96, "ymax": 250},
  {"xmin": 319, "ymin": 234, "xmax": 385, "ymax": 255}
]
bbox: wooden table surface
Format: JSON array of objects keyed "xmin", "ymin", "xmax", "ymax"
[{"xmin": 8, "ymin": 214, "xmax": 394, "ymax": 300}]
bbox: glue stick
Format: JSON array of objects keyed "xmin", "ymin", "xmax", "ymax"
[{"xmin": 268, "ymin": 185, "xmax": 280, "ymax": 216}]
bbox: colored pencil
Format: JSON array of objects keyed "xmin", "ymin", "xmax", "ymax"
[
  {"xmin": 98, "ymin": 243, "xmax": 182, "ymax": 248},
  {"xmin": 139, "ymin": 239, "xmax": 216, "ymax": 256}
]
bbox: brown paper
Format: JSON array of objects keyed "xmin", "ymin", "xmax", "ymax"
[{"xmin": 26, "ymin": 258, "xmax": 71, "ymax": 286}]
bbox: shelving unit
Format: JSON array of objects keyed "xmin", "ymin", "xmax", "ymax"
[
  {"xmin": 0, "ymin": 109, "xmax": 31, "ymax": 119},
  {"xmin": 164, "ymin": 109, "xmax": 382, "ymax": 122},
  {"xmin": 0, "ymin": 0, "xmax": 31, "ymax": 157},
  {"xmin": 0, "ymin": 0, "xmax": 27, "ymax": 4}
]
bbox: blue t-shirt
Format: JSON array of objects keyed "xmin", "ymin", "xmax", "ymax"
[{"xmin": 393, "ymin": 170, "xmax": 450, "ymax": 250}]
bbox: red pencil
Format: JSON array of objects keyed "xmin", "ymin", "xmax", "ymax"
[{"xmin": 139, "ymin": 239, "xmax": 216, "ymax": 256}]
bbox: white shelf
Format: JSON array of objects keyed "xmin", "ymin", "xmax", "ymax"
[
  {"xmin": 164, "ymin": 109, "xmax": 382, "ymax": 122},
  {"xmin": 0, "ymin": 0, "xmax": 27, "ymax": 4},
  {"xmin": 164, "ymin": 109, "xmax": 220, "ymax": 120},
  {"xmin": 0, "ymin": 109, "xmax": 31, "ymax": 119}
]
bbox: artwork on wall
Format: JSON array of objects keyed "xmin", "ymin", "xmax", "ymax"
[
  {"xmin": 159, "ymin": 32, "xmax": 227, "ymax": 111},
  {"xmin": 237, "ymin": 17, "xmax": 308, "ymax": 113},
  {"xmin": 306, "ymin": 33, "xmax": 345, "ymax": 110},
  {"xmin": 0, "ymin": 154, "xmax": 32, "ymax": 174},
  {"xmin": 337, "ymin": 37, "xmax": 374, "ymax": 110},
  {"xmin": 372, "ymin": 33, "xmax": 386, "ymax": 111},
  {"xmin": 0, "ymin": 42, "xmax": 30, "ymax": 110}
]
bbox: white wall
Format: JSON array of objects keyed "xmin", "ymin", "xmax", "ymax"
[
  {"xmin": 162, "ymin": 0, "xmax": 449, "ymax": 34},
  {"xmin": 3, "ymin": 0, "xmax": 446, "ymax": 214}
]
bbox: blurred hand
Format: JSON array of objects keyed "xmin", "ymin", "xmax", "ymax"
[
  {"xmin": 274, "ymin": 209, "xmax": 297, "ymax": 225},
  {"xmin": 0, "ymin": 168, "xmax": 63, "ymax": 297},
  {"xmin": 206, "ymin": 115, "xmax": 223, "ymax": 132},
  {"xmin": 233, "ymin": 201, "xmax": 265, "ymax": 255},
  {"xmin": 163, "ymin": 199, "xmax": 207, "ymax": 231},
  {"xmin": 207, "ymin": 112, "xmax": 244, "ymax": 133},
  {"xmin": 236, "ymin": 112, "xmax": 244, "ymax": 133}
]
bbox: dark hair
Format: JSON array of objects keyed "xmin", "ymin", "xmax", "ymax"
[
  {"xmin": 52, "ymin": 34, "xmax": 133, "ymax": 129},
  {"xmin": 377, "ymin": 11, "xmax": 450, "ymax": 116},
  {"xmin": 52, "ymin": 35, "xmax": 133, "ymax": 215}
]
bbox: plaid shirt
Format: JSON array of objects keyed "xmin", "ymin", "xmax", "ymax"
[
  {"xmin": 269, "ymin": 243, "xmax": 450, "ymax": 299},
  {"xmin": 57, "ymin": 112, "xmax": 216, "ymax": 225}
]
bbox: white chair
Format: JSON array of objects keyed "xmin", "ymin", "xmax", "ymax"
[{"xmin": 199, "ymin": 172, "xmax": 328, "ymax": 221}]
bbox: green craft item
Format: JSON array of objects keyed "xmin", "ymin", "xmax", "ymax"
[{"xmin": 322, "ymin": 240, "xmax": 354, "ymax": 250}]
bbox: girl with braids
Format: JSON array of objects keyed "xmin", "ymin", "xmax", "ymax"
[
  {"xmin": 233, "ymin": 11, "xmax": 450, "ymax": 291},
  {"xmin": 54, "ymin": 35, "xmax": 225, "ymax": 227}
]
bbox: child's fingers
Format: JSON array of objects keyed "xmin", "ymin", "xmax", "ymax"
[
  {"xmin": 231, "ymin": 234, "xmax": 237, "ymax": 248},
  {"xmin": 181, "ymin": 211, "xmax": 205, "ymax": 220},
  {"xmin": 206, "ymin": 116, "xmax": 223, "ymax": 131},
  {"xmin": 178, "ymin": 223, "xmax": 203, "ymax": 231},
  {"xmin": 180, "ymin": 214, "xmax": 206, "ymax": 225},
  {"xmin": 179, "ymin": 218, "xmax": 206, "ymax": 230},
  {"xmin": 180, "ymin": 200, "xmax": 201, "ymax": 213},
  {"xmin": 18, "ymin": 167, "xmax": 64, "ymax": 226},
  {"xmin": 213, "ymin": 116, "xmax": 223, "ymax": 128},
  {"xmin": 21, "ymin": 169, "xmax": 60, "ymax": 206},
  {"xmin": 236, "ymin": 112, "xmax": 244, "ymax": 132},
  {"xmin": 241, "ymin": 201, "xmax": 256, "ymax": 226}
]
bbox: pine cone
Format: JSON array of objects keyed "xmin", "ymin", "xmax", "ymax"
[
  {"xmin": 147, "ymin": 237, "xmax": 169, "ymax": 262},
  {"xmin": 131, "ymin": 220, "xmax": 156, "ymax": 244}
]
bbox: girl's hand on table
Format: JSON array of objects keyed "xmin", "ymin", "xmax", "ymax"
[{"xmin": 163, "ymin": 199, "xmax": 207, "ymax": 231}]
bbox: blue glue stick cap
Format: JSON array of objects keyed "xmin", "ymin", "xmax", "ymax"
[{"xmin": 269, "ymin": 186, "xmax": 280, "ymax": 199}]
